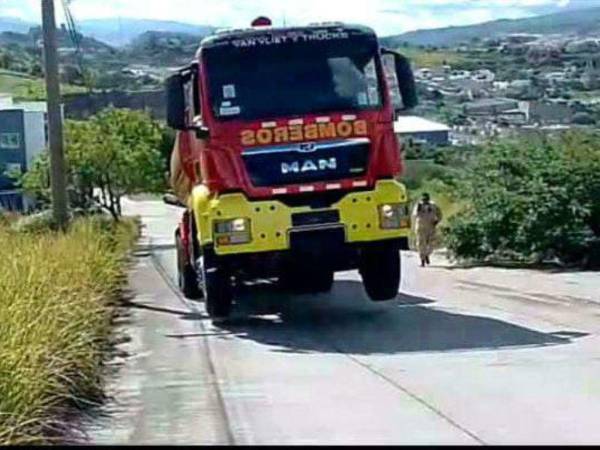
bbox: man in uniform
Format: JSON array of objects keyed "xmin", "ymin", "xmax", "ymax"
[{"xmin": 412, "ymin": 192, "xmax": 443, "ymax": 267}]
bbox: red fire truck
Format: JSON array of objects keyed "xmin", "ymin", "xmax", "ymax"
[{"xmin": 165, "ymin": 19, "xmax": 418, "ymax": 318}]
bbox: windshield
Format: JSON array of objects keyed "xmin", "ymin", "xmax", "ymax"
[{"xmin": 204, "ymin": 34, "xmax": 382, "ymax": 121}]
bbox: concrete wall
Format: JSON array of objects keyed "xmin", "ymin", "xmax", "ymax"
[
  {"xmin": 398, "ymin": 130, "xmax": 450, "ymax": 147},
  {"xmin": 463, "ymin": 99, "xmax": 519, "ymax": 115},
  {"xmin": 23, "ymin": 111, "xmax": 46, "ymax": 170},
  {"xmin": 0, "ymin": 94, "xmax": 14, "ymax": 109},
  {"xmin": 63, "ymin": 90, "xmax": 166, "ymax": 120}
]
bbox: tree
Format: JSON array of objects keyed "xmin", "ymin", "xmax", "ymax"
[
  {"xmin": 0, "ymin": 51, "xmax": 11, "ymax": 69},
  {"xmin": 20, "ymin": 154, "xmax": 52, "ymax": 206},
  {"xmin": 23, "ymin": 108, "xmax": 166, "ymax": 220},
  {"xmin": 572, "ymin": 112, "xmax": 596, "ymax": 125},
  {"xmin": 29, "ymin": 62, "xmax": 43, "ymax": 77}
]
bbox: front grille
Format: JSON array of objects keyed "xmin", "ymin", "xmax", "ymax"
[
  {"xmin": 291, "ymin": 210, "xmax": 340, "ymax": 227},
  {"xmin": 275, "ymin": 190, "xmax": 349, "ymax": 209},
  {"xmin": 242, "ymin": 138, "xmax": 369, "ymax": 187}
]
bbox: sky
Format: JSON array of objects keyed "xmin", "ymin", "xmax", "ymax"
[{"xmin": 0, "ymin": 0, "xmax": 588, "ymax": 35}]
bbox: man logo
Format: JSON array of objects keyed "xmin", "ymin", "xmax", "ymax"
[
  {"xmin": 281, "ymin": 158, "xmax": 337, "ymax": 174},
  {"xmin": 297, "ymin": 142, "xmax": 317, "ymax": 153}
]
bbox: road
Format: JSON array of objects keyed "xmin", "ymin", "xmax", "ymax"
[{"xmin": 84, "ymin": 197, "xmax": 600, "ymax": 445}]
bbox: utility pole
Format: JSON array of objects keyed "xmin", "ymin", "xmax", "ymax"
[{"xmin": 41, "ymin": 0, "xmax": 68, "ymax": 228}]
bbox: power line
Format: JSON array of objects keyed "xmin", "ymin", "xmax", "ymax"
[{"xmin": 60, "ymin": 0, "xmax": 93, "ymax": 93}]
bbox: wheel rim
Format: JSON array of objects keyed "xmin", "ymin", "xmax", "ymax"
[
  {"xmin": 196, "ymin": 256, "xmax": 208, "ymax": 299},
  {"xmin": 176, "ymin": 237, "xmax": 184, "ymax": 289}
]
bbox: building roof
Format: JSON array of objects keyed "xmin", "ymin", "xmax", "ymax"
[
  {"xmin": 0, "ymin": 93, "xmax": 13, "ymax": 110},
  {"xmin": 394, "ymin": 116, "xmax": 450, "ymax": 134},
  {"xmin": 465, "ymin": 97, "xmax": 518, "ymax": 108},
  {"xmin": 15, "ymin": 101, "xmax": 47, "ymax": 113},
  {"xmin": 0, "ymin": 94, "xmax": 47, "ymax": 113}
]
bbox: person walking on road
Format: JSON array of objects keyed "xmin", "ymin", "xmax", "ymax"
[{"xmin": 412, "ymin": 192, "xmax": 442, "ymax": 267}]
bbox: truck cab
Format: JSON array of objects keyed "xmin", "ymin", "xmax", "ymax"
[{"xmin": 166, "ymin": 21, "xmax": 418, "ymax": 318}]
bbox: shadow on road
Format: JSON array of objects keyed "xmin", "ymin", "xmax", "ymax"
[
  {"xmin": 438, "ymin": 260, "xmax": 591, "ymax": 274},
  {"xmin": 209, "ymin": 280, "xmax": 583, "ymax": 355},
  {"xmin": 122, "ymin": 299, "xmax": 206, "ymax": 320},
  {"xmin": 136, "ymin": 243, "xmax": 176, "ymax": 254}
]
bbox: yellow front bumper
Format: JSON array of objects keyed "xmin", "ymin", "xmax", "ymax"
[{"xmin": 190, "ymin": 180, "xmax": 410, "ymax": 256}]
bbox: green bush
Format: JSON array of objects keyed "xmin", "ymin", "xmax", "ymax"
[
  {"xmin": 402, "ymin": 159, "xmax": 459, "ymax": 190},
  {"xmin": 11, "ymin": 209, "xmax": 117, "ymax": 235},
  {"xmin": 443, "ymin": 131, "xmax": 600, "ymax": 268},
  {"xmin": 11, "ymin": 210, "xmax": 58, "ymax": 234}
]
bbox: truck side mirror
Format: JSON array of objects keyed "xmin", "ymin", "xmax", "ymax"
[
  {"xmin": 166, "ymin": 73, "xmax": 186, "ymax": 130},
  {"xmin": 394, "ymin": 53, "xmax": 418, "ymax": 111},
  {"xmin": 381, "ymin": 48, "xmax": 419, "ymax": 113},
  {"xmin": 163, "ymin": 192, "xmax": 185, "ymax": 208}
]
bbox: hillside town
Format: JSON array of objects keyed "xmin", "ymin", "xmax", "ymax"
[
  {"xmin": 1, "ymin": 2, "xmax": 600, "ymax": 446},
  {"xmin": 411, "ymin": 32, "xmax": 600, "ymax": 147}
]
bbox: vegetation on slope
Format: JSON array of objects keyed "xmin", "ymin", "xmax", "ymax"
[
  {"xmin": 443, "ymin": 131, "xmax": 600, "ymax": 268},
  {"xmin": 0, "ymin": 71, "xmax": 86, "ymax": 100},
  {"xmin": 0, "ymin": 215, "xmax": 138, "ymax": 444},
  {"xmin": 394, "ymin": 46, "xmax": 466, "ymax": 68}
]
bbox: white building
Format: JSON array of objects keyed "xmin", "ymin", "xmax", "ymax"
[
  {"xmin": 394, "ymin": 116, "xmax": 451, "ymax": 149},
  {"xmin": 0, "ymin": 95, "xmax": 48, "ymax": 211}
]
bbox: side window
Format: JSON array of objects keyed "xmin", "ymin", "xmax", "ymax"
[
  {"xmin": 183, "ymin": 77, "xmax": 195, "ymax": 124},
  {"xmin": 363, "ymin": 59, "xmax": 380, "ymax": 106},
  {"xmin": 193, "ymin": 69, "xmax": 202, "ymax": 118},
  {"xmin": 184, "ymin": 63, "xmax": 201, "ymax": 123},
  {"xmin": 5, "ymin": 163, "xmax": 22, "ymax": 175},
  {"xmin": 0, "ymin": 133, "xmax": 21, "ymax": 150},
  {"xmin": 382, "ymin": 53, "xmax": 404, "ymax": 110}
]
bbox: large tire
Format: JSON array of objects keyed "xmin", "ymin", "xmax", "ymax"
[
  {"xmin": 312, "ymin": 269, "xmax": 335, "ymax": 293},
  {"xmin": 359, "ymin": 245, "xmax": 401, "ymax": 301},
  {"xmin": 176, "ymin": 231, "xmax": 202, "ymax": 299},
  {"xmin": 279, "ymin": 264, "xmax": 334, "ymax": 294},
  {"xmin": 200, "ymin": 252, "xmax": 233, "ymax": 319}
]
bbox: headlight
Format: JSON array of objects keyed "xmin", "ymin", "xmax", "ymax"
[
  {"xmin": 214, "ymin": 218, "xmax": 249, "ymax": 234},
  {"xmin": 231, "ymin": 218, "xmax": 247, "ymax": 232},
  {"xmin": 214, "ymin": 218, "xmax": 251, "ymax": 245},
  {"xmin": 378, "ymin": 203, "xmax": 410, "ymax": 229},
  {"xmin": 381, "ymin": 204, "xmax": 395, "ymax": 219}
]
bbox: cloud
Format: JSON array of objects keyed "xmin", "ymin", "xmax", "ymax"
[
  {"xmin": 0, "ymin": 0, "xmax": 578, "ymax": 35},
  {"xmin": 0, "ymin": 0, "xmax": 39, "ymax": 21}
]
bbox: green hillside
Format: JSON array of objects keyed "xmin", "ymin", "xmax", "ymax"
[
  {"xmin": 0, "ymin": 71, "xmax": 86, "ymax": 100},
  {"xmin": 394, "ymin": 46, "xmax": 466, "ymax": 68}
]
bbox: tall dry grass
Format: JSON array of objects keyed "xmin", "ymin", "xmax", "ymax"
[{"xmin": 0, "ymin": 216, "xmax": 138, "ymax": 444}]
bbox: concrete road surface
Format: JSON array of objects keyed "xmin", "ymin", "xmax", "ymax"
[{"xmin": 83, "ymin": 197, "xmax": 600, "ymax": 445}]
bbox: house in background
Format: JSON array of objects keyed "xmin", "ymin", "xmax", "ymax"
[
  {"xmin": 0, "ymin": 95, "xmax": 47, "ymax": 212},
  {"xmin": 394, "ymin": 116, "xmax": 450, "ymax": 153}
]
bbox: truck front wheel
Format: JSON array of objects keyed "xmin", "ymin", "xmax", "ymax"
[
  {"xmin": 199, "ymin": 251, "xmax": 233, "ymax": 319},
  {"xmin": 359, "ymin": 245, "xmax": 401, "ymax": 302},
  {"xmin": 176, "ymin": 231, "xmax": 202, "ymax": 299}
]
